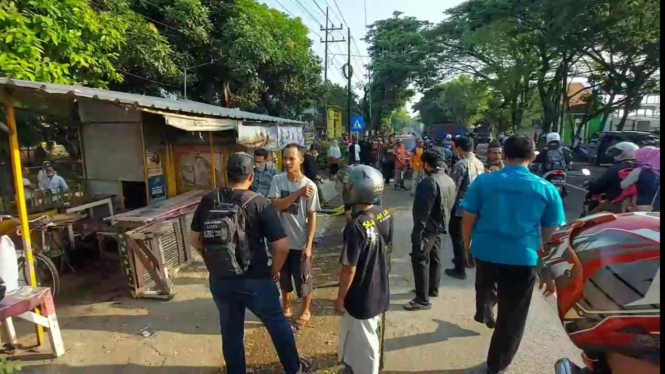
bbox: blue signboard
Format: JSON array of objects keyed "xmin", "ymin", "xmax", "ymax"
[
  {"xmin": 148, "ymin": 175, "xmax": 167, "ymax": 202},
  {"xmin": 350, "ymin": 116, "xmax": 365, "ymax": 133}
]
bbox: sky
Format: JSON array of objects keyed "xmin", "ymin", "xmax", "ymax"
[{"xmin": 259, "ymin": 0, "xmax": 466, "ymax": 114}]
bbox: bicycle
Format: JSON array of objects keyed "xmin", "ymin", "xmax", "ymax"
[{"xmin": 0, "ymin": 215, "xmax": 61, "ymax": 296}]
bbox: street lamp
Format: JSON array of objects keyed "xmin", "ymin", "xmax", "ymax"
[{"xmin": 183, "ymin": 60, "xmax": 215, "ymax": 100}]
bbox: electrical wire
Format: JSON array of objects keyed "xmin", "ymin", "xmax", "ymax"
[{"xmin": 117, "ymin": 69, "xmax": 179, "ymax": 88}]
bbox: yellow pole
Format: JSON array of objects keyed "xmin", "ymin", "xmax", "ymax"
[
  {"xmin": 4, "ymin": 88, "xmax": 44, "ymax": 342},
  {"xmin": 209, "ymin": 132, "xmax": 216, "ymax": 189}
]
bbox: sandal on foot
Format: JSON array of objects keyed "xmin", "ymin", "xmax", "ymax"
[
  {"xmin": 403, "ymin": 299, "xmax": 432, "ymax": 311},
  {"xmin": 291, "ymin": 316, "xmax": 310, "ymax": 332}
]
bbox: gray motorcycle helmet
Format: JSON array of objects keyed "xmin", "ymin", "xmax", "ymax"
[
  {"xmin": 342, "ymin": 165, "xmax": 384, "ymax": 206},
  {"xmin": 336, "ymin": 165, "xmax": 355, "ymax": 185}
]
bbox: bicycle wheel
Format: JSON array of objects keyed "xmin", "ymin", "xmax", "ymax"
[{"xmin": 18, "ymin": 253, "xmax": 60, "ymax": 297}]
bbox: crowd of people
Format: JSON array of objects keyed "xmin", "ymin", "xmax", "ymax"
[{"xmin": 188, "ymin": 131, "xmax": 659, "ymax": 374}]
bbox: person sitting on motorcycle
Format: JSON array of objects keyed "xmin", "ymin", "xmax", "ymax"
[
  {"xmin": 534, "ymin": 132, "xmax": 572, "ymax": 174},
  {"xmin": 541, "ymin": 211, "xmax": 660, "ymax": 374},
  {"xmin": 586, "ymin": 141, "xmax": 639, "ymax": 212},
  {"xmin": 441, "ymin": 134, "xmax": 455, "ymax": 151}
]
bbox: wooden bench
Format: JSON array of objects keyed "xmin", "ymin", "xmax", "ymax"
[{"xmin": 0, "ymin": 287, "xmax": 64, "ymax": 359}]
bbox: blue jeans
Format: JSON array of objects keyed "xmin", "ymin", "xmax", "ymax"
[{"xmin": 209, "ymin": 276, "xmax": 302, "ymax": 374}]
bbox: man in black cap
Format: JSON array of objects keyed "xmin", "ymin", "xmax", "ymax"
[
  {"xmin": 189, "ymin": 152, "xmax": 309, "ymax": 374},
  {"xmin": 484, "ymin": 140, "xmax": 504, "ymax": 172},
  {"xmin": 404, "ymin": 149, "xmax": 457, "ymax": 311}
]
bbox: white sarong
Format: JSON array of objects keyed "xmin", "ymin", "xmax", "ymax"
[{"xmin": 338, "ymin": 313, "xmax": 382, "ymax": 374}]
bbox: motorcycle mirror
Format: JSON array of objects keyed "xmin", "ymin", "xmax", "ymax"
[{"xmin": 581, "ymin": 168, "xmax": 591, "ymax": 176}]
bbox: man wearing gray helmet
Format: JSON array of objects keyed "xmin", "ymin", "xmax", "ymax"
[
  {"xmin": 335, "ymin": 165, "xmax": 393, "ymax": 374},
  {"xmin": 404, "ymin": 148, "xmax": 457, "ymax": 311}
]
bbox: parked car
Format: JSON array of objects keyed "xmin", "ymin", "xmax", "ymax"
[{"xmin": 596, "ymin": 131, "xmax": 660, "ymax": 165}]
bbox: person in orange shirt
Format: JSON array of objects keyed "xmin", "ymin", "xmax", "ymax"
[
  {"xmin": 393, "ymin": 139, "xmax": 407, "ymax": 190},
  {"xmin": 410, "ymin": 139, "xmax": 425, "ymax": 196}
]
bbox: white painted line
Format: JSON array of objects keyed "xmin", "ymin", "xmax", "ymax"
[{"xmin": 565, "ymin": 183, "xmax": 588, "ymax": 193}]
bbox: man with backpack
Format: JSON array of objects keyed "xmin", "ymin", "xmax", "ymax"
[
  {"xmin": 534, "ymin": 132, "xmax": 572, "ymax": 195},
  {"xmin": 534, "ymin": 132, "xmax": 571, "ymax": 174},
  {"xmin": 189, "ymin": 152, "xmax": 309, "ymax": 374}
]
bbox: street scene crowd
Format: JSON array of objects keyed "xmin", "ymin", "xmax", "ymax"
[{"xmin": 188, "ymin": 130, "xmax": 660, "ymax": 374}]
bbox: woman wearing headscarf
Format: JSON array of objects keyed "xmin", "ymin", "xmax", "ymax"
[
  {"xmin": 620, "ymin": 146, "xmax": 660, "ymax": 212},
  {"xmin": 328, "ymin": 140, "xmax": 342, "ymax": 179}
]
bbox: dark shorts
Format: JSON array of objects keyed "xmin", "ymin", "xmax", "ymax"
[{"xmin": 279, "ymin": 249, "xmax": 313, "ymax": 298}]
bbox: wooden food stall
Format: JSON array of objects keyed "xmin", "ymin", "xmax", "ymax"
[{"xmin": 103, "ymin": 190, "xmax": 207, "ymax": 300}]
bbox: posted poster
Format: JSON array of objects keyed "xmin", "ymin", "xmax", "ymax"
[
  {"xmin": 146, "ymin": 150, "xmax": 166, "ymax": 202},
  {"xmin": 148, "ymin": 175, "xmax": 166, "ymax": 201},
  {"xmin": 278, "ymin": 126, "xmax": 305, "ymax": 149},
  {"xmin": 237, "ymin": 123, "xmax": 279, "ymax": 150},
  {"xmin": 174, "ymin": 146, "xmax": 223, "ymax": 193}
]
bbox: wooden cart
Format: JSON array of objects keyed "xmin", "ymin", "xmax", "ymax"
[{"xmin": 104, "ymin": 190, "xmax": 208, "ymax": 299}]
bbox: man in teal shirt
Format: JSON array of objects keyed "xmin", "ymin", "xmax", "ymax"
[{"xmin": 460, "ymin": 134, "xmax": 564, "ymax": 374}]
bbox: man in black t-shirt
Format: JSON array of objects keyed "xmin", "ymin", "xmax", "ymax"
[
  {"xmin": 335, "ymin": 165, "xmax": 392, "ymax": 374},
  {"xmin": 189, "ymin": 152, "xmax": 308, "ymax": 374},
  {"xmin": 302, "ymin": 145, "xmax": 320, "ymax": 183}
]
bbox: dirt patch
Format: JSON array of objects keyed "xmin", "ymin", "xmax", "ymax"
[{"xmin": 240, "ymin": 215, "xmax": 347, "ymax": 373}]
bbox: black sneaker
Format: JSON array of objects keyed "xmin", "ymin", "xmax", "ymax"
[
  {"xmin": 444, "ymin": 268, "xmax": 467, "ymax": 280},
  {"xmin": 474, "ymin": 313, "xmax": 496, "ymax": 329}
]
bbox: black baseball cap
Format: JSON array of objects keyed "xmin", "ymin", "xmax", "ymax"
[{"xmin": 227, "ymin": 152, "xmax": 254, "ymax": 175}]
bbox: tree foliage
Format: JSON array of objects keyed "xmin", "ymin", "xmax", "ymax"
[
  {"xmin": 363, "ymin": 12, "xmax": 433, "ymax": 133},
  {"xmin": 0, "ymin": 0, "xmax": 323, "ymax": 120},
  {"xmin": 0, "ymin": 0, "xmax": 126, "ymax": 87},
  {"xmin": 367, "ymin": 0, "xmax": 660, "ymax": 136}
]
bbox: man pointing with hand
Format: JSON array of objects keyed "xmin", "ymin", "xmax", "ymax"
[{"xmin": 269, "ymin": 143, "xmax": 321, "ymax": 332}]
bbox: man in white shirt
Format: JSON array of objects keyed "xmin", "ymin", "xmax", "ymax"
[{"xmin": 40, "ymin": 164, "xmax": 69, "ymax": 194}]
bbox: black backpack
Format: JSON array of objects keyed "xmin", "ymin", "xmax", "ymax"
[{"xmin": 200, "ymin": 190, "xmax": 259, "ymax": 276}]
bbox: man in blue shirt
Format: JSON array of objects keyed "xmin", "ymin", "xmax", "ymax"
[{"xmin": 460, "ymin": 134, "xmax": 564, "ymax": 374}]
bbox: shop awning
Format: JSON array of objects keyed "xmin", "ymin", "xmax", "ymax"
[{"xmin": 141, "ymin": 109, "xmax": 237, "ymax": 132}]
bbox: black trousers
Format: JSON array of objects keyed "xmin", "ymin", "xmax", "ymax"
[
  {"xmin": 410, "ymin": 234, "xmax": 441, "ymax": 304},
  {"xmin": 381, "ymin": 162, "xmax": 395, "ymax": 184},
  {"xmin": 475, "ymin": 259, "xmax": 536, "ymax": 372},
  {"xmin": 448, "ymin": 215, "xmax": 465, "ymax": 272}
]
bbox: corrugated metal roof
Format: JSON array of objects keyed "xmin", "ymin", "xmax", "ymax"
[{"xmin": 0, "ymin": 77, "xmax": 304, "ymax": 125}]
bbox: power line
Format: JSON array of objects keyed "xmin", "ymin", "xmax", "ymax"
[
  {"xmin": 307, "ymin": 0, "xmax": 326, "ymax": 17},
  {"xmin": 330, "ymin": 0, "xmax": 349, "ymax": 28},
  {"xmin": 118, "ymin": 69, "xmax": 179, "ymax": 88},
  {"xmin": 273, "ymin": 0, "xmax": 297, "ymax": 17}
]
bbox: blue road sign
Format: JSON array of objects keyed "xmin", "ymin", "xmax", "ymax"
[{"xmin": 350, "ymin": 116, "xmax": 365, "ymax": 133}]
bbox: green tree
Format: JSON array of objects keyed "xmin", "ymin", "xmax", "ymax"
[
  {"xmin": 363, "ymin": 12, "xmax": 433, "ymax": 133},
  {"xmin": 0, "ymin": 0, "xmax": 127, "ymax": 87}
]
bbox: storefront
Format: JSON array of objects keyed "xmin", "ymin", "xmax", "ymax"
[{"xmin": 0, "ymin": 77, "xmax": 304, "ymax": 300}]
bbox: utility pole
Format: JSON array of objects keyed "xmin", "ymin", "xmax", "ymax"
[
  {"xmin": 347, "ymin": 27, "xmax": 352, "ymax": 139},
  {"xmin": 320, "ymin": 7, "xmax": 344, "ymax": 137}
]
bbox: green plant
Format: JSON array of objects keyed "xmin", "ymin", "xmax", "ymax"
[{"xmin": 0, "ymin": 356, "xmax": 21, "ymax": 373}]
